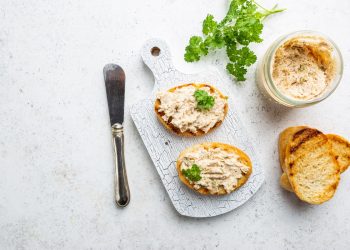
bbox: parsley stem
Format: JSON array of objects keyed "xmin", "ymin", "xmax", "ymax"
[
  {"xmin": 260, "ymin": 7, "xmax": 286, "ymax": 20},
  {"xmin": 253, "ymin": 0, "xmax": 269, "ymax": 11},
  {"xmin": 254, "ymin": 1, "xmax": 285, "ymax": 20}
]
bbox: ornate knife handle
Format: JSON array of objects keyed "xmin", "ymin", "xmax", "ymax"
[{"xmin": 112, "ymin": 123, "xmax": 130, "ymax": 207}]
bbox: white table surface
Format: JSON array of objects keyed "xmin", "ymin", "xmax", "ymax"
[{"xmin": 1, "ymin": 0, "xmax": 350, "ymax": 249}]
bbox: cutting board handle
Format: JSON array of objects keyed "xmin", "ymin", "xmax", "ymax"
[{"xmin": 141, "ymin": 38, "xmax": 175, "ymax": 82}]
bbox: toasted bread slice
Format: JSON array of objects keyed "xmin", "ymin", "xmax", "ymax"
[
  {"xmin": 327, "ymin": 134, "xmax": 350, "ymax": 173},
  {"xmin": 176, "ymin": 142, "xmax": 252, "ymax": 195},
  {"xmin": 280, "ymin": 133, "xmax": 350, "ymax": 193},
  {"xmin": 285, "ymin": 127, "xmax": 340, "ymax": 204},
  {"xmin": 278, "ymin": 126, "xmax": 307, "ymax": 172},
  {"xmin": 280, "ymin": 172, "xmax": 293, "ymax": 192},
  {"xmin": 155, "ymin": 83, "xmax": 228, "ymax": 137}
]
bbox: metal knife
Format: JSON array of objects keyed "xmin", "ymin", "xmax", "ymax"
[{"xmin": 103, "ymin": 64, "xmax": 130, "ymax": 207}]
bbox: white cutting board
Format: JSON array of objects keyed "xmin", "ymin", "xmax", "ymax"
[{"xmin": 130, "ymin": 38, "xmax": 264, "ymax": 217}]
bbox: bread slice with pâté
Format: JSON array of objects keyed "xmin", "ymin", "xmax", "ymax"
[
  {"xmin": 283, "ymin": 127, "xmax": 340, "ymax": 204},
  {"xmin": 155, "ymin": 83, "xmax": 228, "ymax": 137},
  {"xmin": 176, "ymin": 142, "xmax": 252, "ymax": 195}
]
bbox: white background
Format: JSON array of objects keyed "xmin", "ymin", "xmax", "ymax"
[{"xmin": 1, "ymin": 0, "xmax": 350, "ymax": 249}]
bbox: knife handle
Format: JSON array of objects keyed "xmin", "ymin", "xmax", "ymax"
[{"xmin": 112, "ymin": 123, "xmax": 130, "ymax": 207}]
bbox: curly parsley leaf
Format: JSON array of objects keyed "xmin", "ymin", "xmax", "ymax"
[
  {"xmin": 182, "ymin": 164, "xmax": 202, "ymax": 182},
  {"xmin": 184, "ymin": 0, "xmax": 285, "ymax": 82},
  {"xmin": 184, "ymin": 36, "xmax": 208, "ymax": 62},
  {"xmin": 202, "ymin": 14, "xmax": 218, "ymax": 35},
  {"xmin": 194, "ymin": 89, "xmax": 215, "ymax": 110}
]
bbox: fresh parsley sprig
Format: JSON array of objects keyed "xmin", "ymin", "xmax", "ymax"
[
  {"xmin": 182, "ymin": 164, "xmax": 202, "ymax": 182},
  {"xmin": 184, "ymin": 0, "xmax": 285, "ymax": 81},
  {"xmin": 194, "ymin": 89, "xmax": 215, "ymax": 110}
]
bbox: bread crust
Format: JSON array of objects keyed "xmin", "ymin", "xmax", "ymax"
[
  {"xmin": 154, "ymin": 83, "xmax": 228, "ymax": 137},
  {"xmin": 284, "ymin": 127, "xmax": 340, "ymax": 204},
  {"xmin": 176, "ymin": 142, "xmax": 252, "ymax": 195}
]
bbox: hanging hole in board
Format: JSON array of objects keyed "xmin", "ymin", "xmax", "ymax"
[{"xmin": 151, "ymin": 47, "xmax": 161, "ymax": 56}]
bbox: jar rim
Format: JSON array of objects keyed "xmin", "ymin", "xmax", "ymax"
[{"xmin": 263, "ymin": 30, "xmax": 343, "ymax": 107}]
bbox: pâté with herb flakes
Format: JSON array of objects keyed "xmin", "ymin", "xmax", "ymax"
[
  {"xmin": 177, "ymin": 142, "xmax": 252, "ymax": 195},
  {"xmin": 155, "ymin": 83, "xmax": 228, "ymax": 136}
]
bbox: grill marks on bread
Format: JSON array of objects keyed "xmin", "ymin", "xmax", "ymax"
[
  {"xmin": 281, "ymin": 133, "xmax": 350, "ymax": 194},
  {"xmin": 289, "ymin": 128, "xmax": 322, "ymax": 154},
  {"xmin": 280, "ymin": 126, "xmax": 341, "ymax": 204}
]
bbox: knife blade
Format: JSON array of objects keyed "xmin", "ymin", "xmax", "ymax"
[
  {"xmin": 103, "ymin": 64, "xmax": 130, "ymax": 207},
  {"xmin": 104, "ymin": 64, "xmax": 125, "ymax": 125}
]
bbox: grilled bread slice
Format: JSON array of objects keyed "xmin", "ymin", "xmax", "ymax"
[
  {"xmin": 155, "ymin": 83, "xmax": 228, "ymax": 137},
  {"xmin": 284, "ymin": 127, "xmax": 340, "ymax": 204},
  {"xmin": 279, "ymin": 127, "xmax": 308, "ymax": 193},
  {"xmin": 327, "ymin": 134, "xmax": 350, "ymax": 173},
  {"xmin": 280, "ymin": 134, "xmax": 350, "ymax": 192},
  {"xmin": 278, "ymin": 126, "xmax": 307, "ymax": 172},
  {"xmin": 280, "ymin": 172, "xmax": 293, "ymax": 192},
  {"xmin": 176, "ymin": 142, "xmax": 252, "ymax": 195}
]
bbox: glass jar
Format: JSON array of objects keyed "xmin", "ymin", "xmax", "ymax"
[{"xmin": 256, "ymin": 31, "xmax": 343, "ymax": 108}]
